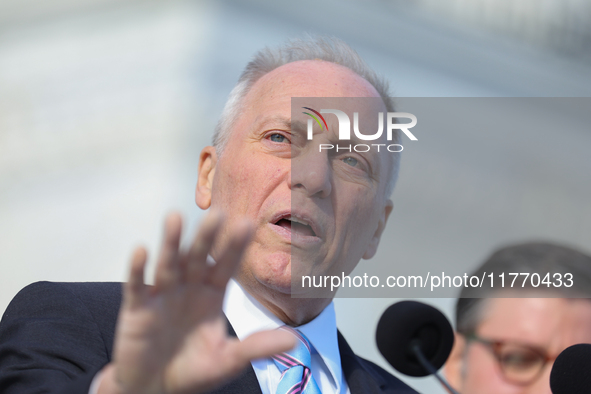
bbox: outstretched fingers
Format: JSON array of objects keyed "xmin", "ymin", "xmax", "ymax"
[
  {"xmin": 124, "ymin": 246, "xmax": 148, "ymax": 308},
  {"xmin": 185, "ymin": 210, "xmax": 225, "ymax": 284},
  {"xmin": 208, "ymin": 219, "xmax": 254, "ymax": 289},
  {"xmin": 153, "ymin": 213, "xmax": 183, "ymax": 292}
]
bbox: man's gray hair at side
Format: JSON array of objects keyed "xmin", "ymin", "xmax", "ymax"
[{"xmin": 212, "ymin": 36, "xmax": 400, "ymax": 197}]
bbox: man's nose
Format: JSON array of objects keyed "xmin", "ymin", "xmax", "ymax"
[{"xmin": 290, "ymin": 151, "xmax": 332, "ymax": 198}]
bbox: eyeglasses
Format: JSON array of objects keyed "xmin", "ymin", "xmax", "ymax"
[{"xmin": 465, "ymin": 333, "xmax": 557, "ymax": 385}]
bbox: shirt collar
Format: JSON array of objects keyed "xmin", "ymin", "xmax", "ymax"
[
  {"xmin": 223, "ymin": 278, "xmax": 284, "ymax": 337},
  {"xmin": 297, "ymin": 300, "xmax": 343, "ymax": 393}
]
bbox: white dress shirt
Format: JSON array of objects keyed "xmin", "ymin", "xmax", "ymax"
[{"xmin": 223, "ymin": 279, "xmax": 350, "ymax": 394}]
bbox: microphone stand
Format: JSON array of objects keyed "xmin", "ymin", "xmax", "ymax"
[{"xmin": 410, "ymin": 341, "xmax": 461, "ymax": 394}]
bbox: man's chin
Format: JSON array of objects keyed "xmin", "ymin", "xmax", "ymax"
[
  {"xmin": 244, "ymin": 252, "xmax": 333, "ymax": 298},
  {"xmin": 257, "ymin": 275, "xmax": 334, "ymax": 300}
]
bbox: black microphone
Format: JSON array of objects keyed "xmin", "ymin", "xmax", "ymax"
[
  {"xmin": 376, "ymin": 301, "xmax": 459, "ymax": 394},
  {"xmin": 550, "ymin": 343, "xmax": 591, "ymax": 394}
]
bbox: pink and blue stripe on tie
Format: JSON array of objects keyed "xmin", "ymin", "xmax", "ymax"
[{"xmin": 272, "ymin": 326, "xmax": 322, "ymax": 394}]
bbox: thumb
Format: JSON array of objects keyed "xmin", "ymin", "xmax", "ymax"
[{"xmin": 235, "ymin": 330, "xmax": 297, "ymax": 364}]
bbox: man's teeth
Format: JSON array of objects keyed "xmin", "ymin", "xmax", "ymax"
[{"xmin": 287, "ymin": 216, "xmax": 309, "ymax": 226}]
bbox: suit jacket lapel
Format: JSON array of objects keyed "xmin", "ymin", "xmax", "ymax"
[
  {"xmin": 338, "ymin": 331, "xmax": 385, "ymax": 394},
  {"xmin": 206, "ymin": 366, "xmax": 263, "ymax": 394}
]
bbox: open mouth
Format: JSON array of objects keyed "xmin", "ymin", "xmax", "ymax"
[{"xmin": 274, "ymin": 216, "xmax": 317, "ymax": 237}]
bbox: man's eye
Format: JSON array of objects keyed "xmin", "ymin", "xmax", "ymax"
[
  {"xmin": 500, "ymin": 351, "xmax": 541, "ymax": 370},
  {"xmin": 342, "ymin": 157, "xmax": 358, "ymax": 167},
  {"xmin": 269, "ymin": 133, "xmax": 289, "ymax": 143}
]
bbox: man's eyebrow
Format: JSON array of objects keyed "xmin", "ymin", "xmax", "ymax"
[
  {"xmin": 258, "ymin": 116, "xmax": 291, "ymax": 129},
  {"xmin": 259, "ymin": 117, "xmax": 307, "ymax": 133}
]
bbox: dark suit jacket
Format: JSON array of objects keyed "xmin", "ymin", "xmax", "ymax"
[{"xmin": 0, "ymin": 282, "xmax": 418, "ymax": 394}]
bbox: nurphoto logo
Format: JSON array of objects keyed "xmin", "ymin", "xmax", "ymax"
[{"xmin": 302, "ymin": 107, "xmax": 417, "ymax": 153}]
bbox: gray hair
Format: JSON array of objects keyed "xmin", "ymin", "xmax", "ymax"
[
  {"xmin": 212, "ymin": 36, "xmax": 400, "ymax": 197},
  {"xmin": 455, "ymin": 241, "xmax": 591, "ymax": 334}
]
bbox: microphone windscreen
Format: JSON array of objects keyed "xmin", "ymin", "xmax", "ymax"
[
  {"xmin": 376, "ymin": 301, "xmax": 454, "ymax": 377},
  {"xmin": 550, "ymin": 343, "xmax": 591, "ymax": 394}
]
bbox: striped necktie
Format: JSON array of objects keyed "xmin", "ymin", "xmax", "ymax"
[{"xmin": 272, "ymin": 326, "xmax": 322, "ymax": 394}]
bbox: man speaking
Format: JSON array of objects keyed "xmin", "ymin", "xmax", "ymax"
[{"xmin": 0, "ymin": 37, "xmax": 416, "ymax": 394}]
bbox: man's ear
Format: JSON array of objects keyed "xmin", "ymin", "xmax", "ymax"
[
  {"xmin": 362, "ymin": 199, "xmax": 394, "ymax": 260},
  {"xmin": 443, "ymin": 333, "xmax": 466, "ymax": 393},
  {"xmin": 195, "ymin": 146, "xmax": 217, "ymax": 209}
]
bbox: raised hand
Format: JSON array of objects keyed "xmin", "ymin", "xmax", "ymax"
[{"xmin": 97, "ymin": 211, "xmax": 295, "ymax": 394}]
